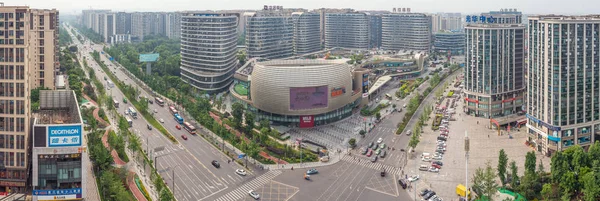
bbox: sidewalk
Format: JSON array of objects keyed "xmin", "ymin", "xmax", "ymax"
[{"xmin": 127, "ymin": 172, "xmax": 149, "ymax": 201}]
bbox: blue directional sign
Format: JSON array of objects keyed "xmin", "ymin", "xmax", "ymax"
[{"xmin": 238, "ymin": 153, "xmax": 246, "ymax": 159}]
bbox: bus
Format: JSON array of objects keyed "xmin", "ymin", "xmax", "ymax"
[
  {"xmin": 183, "ymin": 122, "xmax": 196, "ymax": 135},
  {"xmin": 155, "ymin": 97, "xmax": 165, "ymax": 107},
  {"xmin": 128, "ymin": 107, "xmax": 137, "ymax": 119},
  {"xmin": 113, "ymin": 99, "xmax": 119, "ymax": 108},
  {"xmin": 385, "ymin": 93, "xmax": 392, "ymax": 100},
  {"xmin": 126, "ymin": 117, "xmax": 133, "ymax": 127},
  {"xmin": 174, "ymin": 114, "xmax": 184, "ymax": 124},
  {"xmin": 169, "ymin": 106, "xmax": 178, "ymax": 115}
]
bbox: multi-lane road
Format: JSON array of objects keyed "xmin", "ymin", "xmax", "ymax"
[
  {"xmin": 67, "ymin": 25, "xmax": 263, "ymax": 201},
  {"xmin": 68, "ymin": 24, "xmax": 455, "ymax": 201}
]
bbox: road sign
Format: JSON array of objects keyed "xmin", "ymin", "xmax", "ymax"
[{"xmin": 238, "ymin": 154, "xmax": 246, "ymax": 159}]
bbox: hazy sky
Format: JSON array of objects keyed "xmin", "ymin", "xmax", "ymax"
[{"xmin": 10, "ymin": 0, "xmax": 599, "ymax": 15}]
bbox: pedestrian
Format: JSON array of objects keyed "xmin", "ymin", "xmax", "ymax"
[{"xmin": 488, "ymin": 135, "xmax": 489, "ymax": 138}]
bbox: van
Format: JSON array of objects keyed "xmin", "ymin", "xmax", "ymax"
[
  {"xmin": 456, "ymin": 184, "xmax": 472, "ymax": 199},
  {"xmin": 398, "ymin": 179, "xmax": 408, "ymax": 189}
]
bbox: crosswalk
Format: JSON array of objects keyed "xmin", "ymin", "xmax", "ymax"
[
  {"xmin": 341, "ymin": 155, "xmax": 403, "ymax": 176},
  {"xmin": 212, "ymin": 170, "xmax": 282, "ymax": 201}
]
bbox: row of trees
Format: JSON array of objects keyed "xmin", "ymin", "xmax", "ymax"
[
  {"xmin": 73, "ymin": 24, "xmax": 103, "ymax": 44},
  {"xmin": 474, "ymin": 143, "xmax": 600, "ymax": 201}
]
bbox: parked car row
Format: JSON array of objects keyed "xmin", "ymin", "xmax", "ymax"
[{"xmin": 420, "ymin": 188, "xmax": 443, "ymax": 201}]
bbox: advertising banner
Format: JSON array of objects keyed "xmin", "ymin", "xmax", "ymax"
[
  {"xmin": 299, "ymin": 115, "xmax": 315, "ymax": 128},
  {"xmin": 289, "ymin": 86, "xmax": 328, "ymax": 110},
  {"xmin": 48, "ymin": 125, "xmax": 82, "ymax": 147},
  {"xmin": 362, "ymin": 74, "xmax": 369, "ymax": 93}
]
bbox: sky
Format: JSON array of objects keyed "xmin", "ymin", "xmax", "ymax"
[{"xmin": 9, "ymin": 0, "xmax": 600, "ymax": 15}]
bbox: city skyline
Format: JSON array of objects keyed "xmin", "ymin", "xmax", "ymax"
[{"xmin": 13, "ymin": 0, "xmax": 600, "ymax": 15}]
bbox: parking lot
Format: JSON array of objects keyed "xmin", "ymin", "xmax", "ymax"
[{"xmin": 405, "ymin": 84, "xmax": 550, "ymax": 200}]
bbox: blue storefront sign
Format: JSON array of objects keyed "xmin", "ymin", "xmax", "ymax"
[
  {"xmin": 33, "ymin": 188, "xmax": 82, "ymax": 196},
  {"xmin": 48, "ymin": 125, "xmax": 82, "ymax": 147},
  {"xmin": 526, "ymin": 114, "xmax": 561, "ymax": 131}
]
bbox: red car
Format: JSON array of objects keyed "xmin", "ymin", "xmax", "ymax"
[
  {"xmin": 366, "ymin": 149, "xmax": 373, "ymax": 157},
  {"xmin": 176, "ymin": 125, "xmax": 181, "ymax": 130},
  {"xmin": 181, "ymin": 134, "xmax": 188, "ymax": 140},
  {"xmin": 431, "ymin": 164, "xmax": 441, "ymax": 169}
]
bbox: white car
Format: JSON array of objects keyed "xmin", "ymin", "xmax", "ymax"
[
  {"xmin": 377, "ymin": 138, "xmax": 383, "ymax": 144},
  {"xmin": 159, "ymin": 118, "xmax": 164, "ymax": 123},
  {"xmin": 428, "ymin": 167, "xmax": 439, "ymax": 173},
  {"xmin": 248, "ymin": 190, "xmax": 260, "ymax": 200},
  {"xmin": 407, "ymin": 175, "xmax": 420, "ymax": 182},
  {"xmin": 236, "ymin": 169, "xmax": 247, "ymax": 176}
]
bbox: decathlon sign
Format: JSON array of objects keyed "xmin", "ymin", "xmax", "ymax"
[{"xmin": 48, "ymin": 125, "xmax": 82, "ymax": 147}]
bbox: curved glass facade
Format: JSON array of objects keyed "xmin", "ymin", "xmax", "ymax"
[{"xmin": 180, "ymin": 13, "xmax": 239, "ymax": 93}]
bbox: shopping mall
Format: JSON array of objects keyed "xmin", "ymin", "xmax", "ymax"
[
  {"xmin": 230, "ymin": 59, "xmax": 369, "ymax": 128},
  {"xmin": 31, "ymin": 90, "xmax": 86, "ymax": 201}
]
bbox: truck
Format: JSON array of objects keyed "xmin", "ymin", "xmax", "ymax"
[
  {"xmin": 126, "ymin": 117, "xmax": 133, "ymax": 127},
  {"xmin": 128, "ymin": 107, "xmax": 137, "ymax": 119},
  {"xmin": 456, "ymin": 184, "xmax": 472, "ymax": 199}
]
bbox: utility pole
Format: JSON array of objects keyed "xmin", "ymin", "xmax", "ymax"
[{"xmin": 465, "ymin": 131, "xmax": 470, "ymax": 201}]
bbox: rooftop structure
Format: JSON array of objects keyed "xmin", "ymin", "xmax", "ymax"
[{"xmin": 37, "ymin": 90, "xmax": 82, "ymax": 125}]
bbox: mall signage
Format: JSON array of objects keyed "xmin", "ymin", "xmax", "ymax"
[
  {"xmin": 299, "ymin": 115, "xmax": 315, "ymax": 128},
  {"xmin": 331, "ymin": 87, "xmax": 346, "ymax": 98},
  {"xmin": 48, "ymin": 125, "xmax": 82, "ymax": 147},
  {"xmin": 33, "ymin": 188, "xmax": 82, "ymax": 196}
]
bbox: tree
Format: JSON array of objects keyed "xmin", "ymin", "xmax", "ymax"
[
  {"xmin": 348, "ymin": 138, "xmax": 357, "ymax": 148},
  {"xmin": 472, "ymin": 161, "xmax": 499, "ymax": 200},
  {"xmin": 244, "ymin": 111, "xmax": 255, "ymax": 133},
  {"xmin": 498, "ymin": 149, "xmax": 508, "ymax": 186},
  {"xmin": 359, "ymin": 130, "xmax": 366, "ymax": 138},
  {"xmin": 231, "ymin": 102, "xmax": 244, "ymax": 128},
  {"xmin": 159, "ymin": 188, "xmax": 174, "ymax": 201},
  {"xmin": 541, "ymin": 183, "xmax": 554, "ymax": 201},
  {"xmin": 525, "ymin": 151, "xmax": 537, "ymax": 175},
  {"xmin": 510, "ymin": 160, "xmax": 519, "ymax": 189},
  {"xmin": 408, "ymin": 133, "xmax": 420, "ymax": 149},
  {"xmin": 128, "ymin": 134, "xmax": 142, "ymax": 157},
  {"xmin": 582, "ymin": 171, "xmax": 600, "ymax": 201},
  {"xmin": 260, "ymin": 119, "xmax": 270, "ymax": 131},
  {"xmin": 375, "ymin": 112, "xmax": 381, "ymax": 121}
]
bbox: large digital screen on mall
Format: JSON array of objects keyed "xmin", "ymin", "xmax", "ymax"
[
  {"xmin": 289, "ymin": 86, "xmax": 328, "ymax": 110},
  {"xmin": 48, "ymin": 125, "xmax": 82, "ymax": 147}
]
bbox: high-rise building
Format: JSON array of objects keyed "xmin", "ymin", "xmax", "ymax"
[
  {"xmin": 165, "ymin": 12, "xmax": 181, "ymax": 39},
  {"xmin": 526, "ymin": 15, "xmax": 600, "ymax": 155},
  {"xmin": 180, "ymin": 12, "xmax": 239, "ymax": 93},
  {"xmin": 325, "ymin": 12, "xmax": 369, "ymax": 49},
  {"xmin": 431, "ymin": 13, "xmax": 463, "ymax": 33},
  {"xmin": 130, "ymin": 12, "xmax": 146, "ymax": 41},
  {"xmin": 368, "ymin": 14, "xmax": 382, "ymax": 49},
  {"xmin": 433, "ymin": 32, "xmax": 465, "ymax": 54},
  {"xmin": 115, "ymin": 12, "xmax": 131, "ymax": 34},
  {"xmin": 292, "ymin": 12, "xmax": 321, "ymax": 55},
  {"xmin": 246, "ymin": 9, "xmax": 295, "ymax": 59},
  {"xmin": 463, "ymin": 9, "xmax": 525, "ymax": 121},
  {"xmin": 102, "ymin": 13, "xmax": 116, "ymax": 43},
  {"xmin": 381, "ymin": 12, "xmax": 431, "ymax": 51},
  {"xmin": 0, "ymin": 4, "xmax": 59, "ymax": 193},
  {"xmin": 28, "ymin": 9, "xmax": 60, "ymax": 90},
  {"xmin": 315, "ymin": 8, "xmax": 355, "ymax": 48}
]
